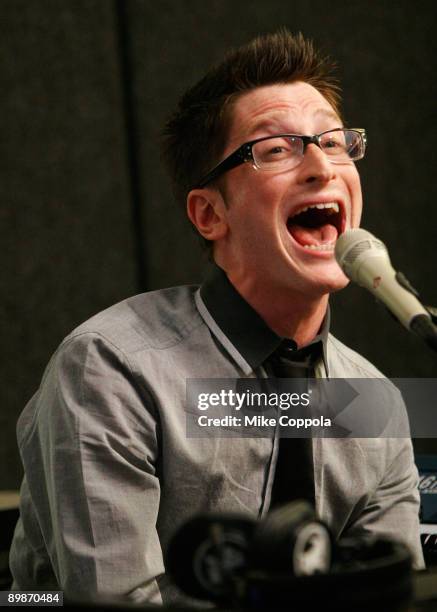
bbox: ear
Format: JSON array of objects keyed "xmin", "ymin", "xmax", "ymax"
[{"xmin": 186, "ymin": 188, "xmax": 228, "ymax": 242}]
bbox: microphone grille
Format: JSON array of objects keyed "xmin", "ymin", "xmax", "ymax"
[
  {"xmin": 342, "ymin": 239, "xmax": 373, "ymax": 266},
  {"xmin": 335, "ymin": 228, "xmax": 388, "ymax": 279}
]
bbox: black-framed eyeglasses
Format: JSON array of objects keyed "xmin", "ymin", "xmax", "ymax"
[{"xmin": 194, "ymin": 128, "xmax": 367, "ymax": 189}]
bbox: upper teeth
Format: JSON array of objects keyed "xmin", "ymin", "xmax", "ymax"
[{"xmin": 297, "ymin": 202, "xmax": 339, "ymax": 215}]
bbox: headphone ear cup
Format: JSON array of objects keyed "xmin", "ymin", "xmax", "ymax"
[
  {"xmin": 166, "ymin": 513, "xmax": 257, "ymax": 601},
  {"xmin": 248, "ymin": 500, "xmax": 332, "ymax": 576}
]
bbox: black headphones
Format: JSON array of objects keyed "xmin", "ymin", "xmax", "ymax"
[{"xmin": 166, "ymin": 500, "xmax": 413, "ymax": 611}]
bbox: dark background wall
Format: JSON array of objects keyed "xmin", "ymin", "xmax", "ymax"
[{"xmin": 1, "ymin": 0, "xmax": 436, "ymax": 489}]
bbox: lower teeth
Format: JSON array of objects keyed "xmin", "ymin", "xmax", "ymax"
[{"xmin": 303, "ymin": 242, "xmax": 335, "ymax": 251}]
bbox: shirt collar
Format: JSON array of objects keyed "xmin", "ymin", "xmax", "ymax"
[{"xmin": 199, "ymin": 264, "xmax": 330, "ymax": 374}]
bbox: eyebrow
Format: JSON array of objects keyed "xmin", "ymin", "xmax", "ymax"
[
  {"xmin": 313, "ymin": 108, "xmax": 342, "ymax": 123},
  {"xmin": 248, "ymin": 107, "xmax": 342, "ymax": 137}
]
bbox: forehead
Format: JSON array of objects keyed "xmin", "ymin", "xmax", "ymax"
[{"xmin": 225, "ymin": 81, "xmax": 340, "ymax": 149}]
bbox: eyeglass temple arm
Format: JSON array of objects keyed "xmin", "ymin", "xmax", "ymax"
[{"xmin": 195, "ymin": 146, "xmax": 250, "ymax": 189}]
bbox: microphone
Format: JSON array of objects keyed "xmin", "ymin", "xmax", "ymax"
[{"xmin": 335, "ymin": 228, "xmax": 437, "ymax": 350}]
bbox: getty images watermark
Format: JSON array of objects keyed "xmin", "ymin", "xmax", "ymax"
[
  {"xmin": 196, "ymin": 387, "xmax": 330, "ymax": 430},
  {"xmin": 185, "ymin": 378, "xmax": 437, "ymax": 438}
]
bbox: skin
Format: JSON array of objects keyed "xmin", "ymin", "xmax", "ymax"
[{"xmin": 187, "ymin": 81, "xmax": 363, "ymax": 346}]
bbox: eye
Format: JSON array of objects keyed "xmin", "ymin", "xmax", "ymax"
[
  {"xmin": 321, "ymin": 133, "xmax": 347, "ymax": 154},
  {"xmin": 269, "ymin": 145, "xmax": 289, "ymax": 155},
  {"xmin": 324, "ymin": 139, "xmax": 341, "ymax": 149},
  {"xmin": 253, "ymin": 137, "xmax": 297, "ymax": 164}
]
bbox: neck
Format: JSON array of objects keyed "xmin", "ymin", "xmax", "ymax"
[{"xmin": 226, "ymin": 272, "xmax": 329, "ymax": 347}]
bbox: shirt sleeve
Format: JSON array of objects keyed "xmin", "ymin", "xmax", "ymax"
[
  {"xmin": 342, "ymin": 435, "xmax": 424, "ymax": 571},
  {"xmin": 17, "ymin": 331, "xmax": 164, "ymax": 602}
]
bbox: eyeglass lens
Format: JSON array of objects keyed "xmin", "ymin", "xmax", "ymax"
[{"xmin": 252, "ymin": 130, "xmax": 363, "ymax": 170}]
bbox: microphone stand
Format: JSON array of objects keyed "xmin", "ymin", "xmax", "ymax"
[
  {"xmin": 395, "ymin": 272, "xmax": 437, "ymax": 354},
  {"xmin": 411, "ymin": 313, "xmax": 437, "ymax": 353},
  {"xmin": 411, "ymin": 307, "xmax": 437, "ymax": 354}
]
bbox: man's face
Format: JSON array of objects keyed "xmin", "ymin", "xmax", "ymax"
[{"xmin": 214, "ymin": 81, "xmax": 363, "ymax": 298}]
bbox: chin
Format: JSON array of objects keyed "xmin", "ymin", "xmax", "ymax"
[
  {"xmin": 299, "ymin": 267, "xmax": 350, "ymax": 297},
  {"xmin": 326, "ymin": 277, "xmax": 350, "ymax": 294}
]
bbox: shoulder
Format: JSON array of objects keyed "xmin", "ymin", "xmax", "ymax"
[
  {"xmin": 327, "ymin": 333, "xmax": 387, "ymax": 378},
  {"xmin": 61, "ymin": 285, "xmax": 204, "ymax": 357},
  {"xmin": 22, "ymin": 286, "xmax": 205, "ymax": 434},
  {"xmin": 326, "ymin": 333, "xmax": 405, "ymax": 411}
]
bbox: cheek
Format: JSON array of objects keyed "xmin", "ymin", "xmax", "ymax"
[
  {"xmin": 347, "ymin": 171, "xmax": 363, "ymax": 228},
  {"xmin": 354, "ymin": 205, "xmax": 363, "ymax": 228},
  {"xmin": 225, "ymin": 178, "xmax": 278, "ymax": 224}
]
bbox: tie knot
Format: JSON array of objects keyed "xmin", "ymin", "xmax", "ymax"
[
  {"xmin": 268, "ymin": 340, "xmax": 322, "ymax": 379},
  {"xmin": 277, "ymin": 339, "xmax": 298, "ymax": 358},
  {"xmin": 276, "ymin": 340, "xmax": 320, "ymax": 363}
]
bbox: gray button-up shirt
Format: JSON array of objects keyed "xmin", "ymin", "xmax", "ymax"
[{"xmin": 10, "ymin": 270, "xmax": 424, "ymax": 604}]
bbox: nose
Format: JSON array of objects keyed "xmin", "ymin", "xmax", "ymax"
[{"xmin": 295, "ymin": 143, "xmax": 336, "ymax": 184}]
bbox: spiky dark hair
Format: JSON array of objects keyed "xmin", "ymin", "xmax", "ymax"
[{"xmin": 162, "ymin": 29, "xmax": 341, "ymax": 211}]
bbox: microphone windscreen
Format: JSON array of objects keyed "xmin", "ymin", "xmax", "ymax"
[{"xmin": 335, "ymin": 228, "xmax": 388, "ymax": 281}]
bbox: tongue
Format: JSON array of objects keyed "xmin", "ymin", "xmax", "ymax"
[{"xmin": 288, "ymin": 223, "xmax": 338, "ymax": 247}]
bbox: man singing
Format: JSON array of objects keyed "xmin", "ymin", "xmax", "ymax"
[{"xmin": 10, "ymin": 29, "xmax": 423, "ymax": 604}]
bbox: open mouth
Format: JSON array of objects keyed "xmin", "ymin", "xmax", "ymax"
[{"xmin": 286, "ymin": 202, "xmax": 344, "ymax": 251}]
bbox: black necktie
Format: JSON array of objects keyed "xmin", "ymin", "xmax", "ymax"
[{"xmin": 267, "ymin": 341, "xmax": 317, "ymax": 508}]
